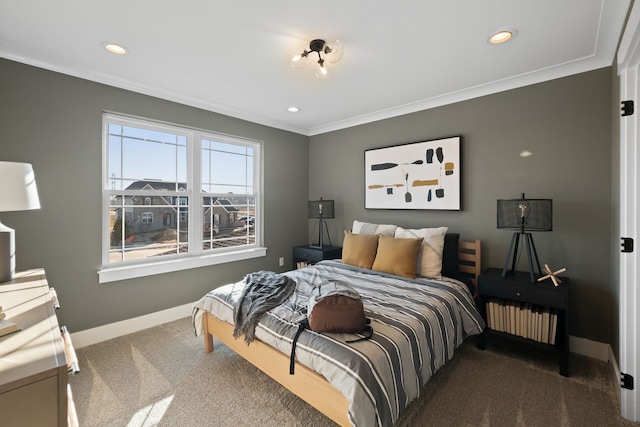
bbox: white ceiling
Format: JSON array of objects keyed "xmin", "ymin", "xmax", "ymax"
[{"xmin": 0, "ymin": 1, "xmax": 631, "ymax": 136}]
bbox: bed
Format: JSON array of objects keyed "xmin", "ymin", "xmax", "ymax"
[{"xmin": 192, "ymin": 223, "xmax": 484, "ymax": 427}]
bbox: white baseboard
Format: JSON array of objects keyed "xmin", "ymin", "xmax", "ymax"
[
  {"xmin": 608, "ymin": 344, "xmax": 622, "ymax": 409},
  {"xmin": 70, "ymin": 302, "xmax": 194, "ymax": 348},
  {"xmin": 569, "ymin": 335, "xmax": 611, "ymax": 361}
]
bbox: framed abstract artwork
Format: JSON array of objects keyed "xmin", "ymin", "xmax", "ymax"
[{"xmin": 364, "ymin": 136, "xmax": 461, "ymax": 210}]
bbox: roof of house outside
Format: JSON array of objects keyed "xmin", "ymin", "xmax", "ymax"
[
  {"xmin": 125, "ymin": 181, "xmax": 187, "ymax": 191},
  {"xmin": 124, "ymin": 180, "xmax": 240, "ymax": 212}
]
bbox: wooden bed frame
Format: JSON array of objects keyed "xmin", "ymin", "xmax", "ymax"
[{"xmin": 202, "ymin": 240, "xmax": 481, "ymax": 427}]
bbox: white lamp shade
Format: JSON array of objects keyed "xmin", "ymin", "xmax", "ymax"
[{"xmin": 0, "ymin": 161, "xmax": 41, "ymax": 212}]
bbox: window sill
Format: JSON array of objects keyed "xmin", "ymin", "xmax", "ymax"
[{"xmin": 98, "ymin": 247, "xmax": 267, "ymax": 283}]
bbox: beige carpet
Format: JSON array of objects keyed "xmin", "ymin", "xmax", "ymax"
[{"xmin": 70, "ymin": 317, "xmax": 638, "ymax": 426}]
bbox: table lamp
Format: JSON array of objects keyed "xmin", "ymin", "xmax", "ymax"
[
  {"xmin": 0, "ymin": 162, "xmax": 41, "ymax": 283},
  {"xmin": 497, "ymin": 193, "xmax": 552, "ymax": 282},
  {"xmin": 308, "ymin": 197, "xmax": 334, "ymax": 248}
]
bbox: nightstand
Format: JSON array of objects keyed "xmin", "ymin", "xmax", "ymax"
[
  {"xmin": 292, "ymin": 245, "xmax": 342, "ymax": 269},
  {"xmin": 476, "ymin": 267, "xmax": 570, "ymax": 376}
]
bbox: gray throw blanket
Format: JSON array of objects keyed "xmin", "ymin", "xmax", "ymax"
[{"xmin": 233, "ymin": 271, "xmax": 296, "ymax": 344}]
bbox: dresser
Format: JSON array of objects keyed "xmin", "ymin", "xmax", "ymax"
[{"xmin": 0, "ymin": 269, "xmax": 79, "ymax": 426}]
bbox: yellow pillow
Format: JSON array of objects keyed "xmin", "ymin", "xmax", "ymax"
[
  {"xmin": 342, "ymin": 231, "xmax": 380, "ymax": 269},
  {"xmin": 372, "ymin": 235, "xmax": 424, "ymax": 279}
]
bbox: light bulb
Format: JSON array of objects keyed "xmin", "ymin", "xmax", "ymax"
[
  {"xmin": 324, "ymin": 39, "xmax": 343, "ymax": 63},
  {"xmin": 289, "ymin": 51, "xmax": 308, "ymax": 69},
  {"xmin": 315, "ymin": 64, "xmax": 328, "ymax": 79},
  {"xmin": 289, "ymin": 44, "xmax": 309, "ymax": 69},
  {"xmin": 518, "ymin": 203, "xmax": 528, "ymax": 217}
]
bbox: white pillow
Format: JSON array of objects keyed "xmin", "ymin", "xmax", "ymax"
[
  {"xmin": 352, "ymin": 220, "xmax": 397, "ymax": 237},
  {"xmin": 394, "ymin": 226, "xmax": 448, "ymax": 279}
]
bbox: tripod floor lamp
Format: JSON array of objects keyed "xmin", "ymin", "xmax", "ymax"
[
  {"xmin": 308, "ymin": 197, "xmax": 334, "ymax": 249},
  {"xmin": 498, "ymin": 194, "xmax": 553, "ymax": 283}
]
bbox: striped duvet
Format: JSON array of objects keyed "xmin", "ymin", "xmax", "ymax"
[{"xmin": 192, "ymin": 260, "xmax": 485, "ymax": 427}]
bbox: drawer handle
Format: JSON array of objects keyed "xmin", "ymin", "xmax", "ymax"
[
  {"xmin": 50, "ymin": 287, "xmax": 60, "ymax": 309},
  {"xmin": 61, "ymin": 326, "xmax": 80, "ymax": 375}
]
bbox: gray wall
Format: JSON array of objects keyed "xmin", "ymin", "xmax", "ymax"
[
  {"xmin": 0, "ymin": 57, "xmax": 619, "ymax": 347},
  {"xmin": 0, "ymin": 58, "xmax": 309, "ymax": 331},
  {"xmin": 309, "ymin": 68, "xmax": 615, "ymax": 345}
]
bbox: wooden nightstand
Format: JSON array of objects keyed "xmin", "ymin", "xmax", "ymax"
[
  {"xmin": 292, "ymin": 245, "xmax": 342, "ymax": 269},
  {"xmin": 476, "ymin": 267, "xmax": 570, "ymax": 376}
]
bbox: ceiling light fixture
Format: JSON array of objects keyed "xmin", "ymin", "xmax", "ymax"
[
  {"xmin": 288, "ymin": 106, "xmax": 301, "ymax": 113},
  {"xmin": 290, "ymin": 39, "xmax": 343, "ymax": 79},
  {"xmin": 489, "ymin": 30, "xmax": 516, "ymax": 45},
  {"xmin": 103, "ymin": 42, "xmax": 129, "ymax": 55}
]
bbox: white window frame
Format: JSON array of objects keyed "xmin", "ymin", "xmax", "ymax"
[{"xmin": 99, "ymin": 113, "xmax": 265, "ymax": 283}]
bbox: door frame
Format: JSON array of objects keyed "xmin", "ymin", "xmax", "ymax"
[{"xmin": 618, "ymin": 3, "xmax": 640, "ymax": 421}]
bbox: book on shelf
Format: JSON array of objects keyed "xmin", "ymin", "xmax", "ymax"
[
  {"xmin": 541, "ymin": 307, "xmax": 551, "ymax": 344},
  {"xmin": 485, "ymin": 300, "xmax": 492, "ymax": 329},
  {"xmin": 535, "ymin": 305, "xmax": 542, "ymax": 342},
  {"xmin": 518, "ymin": 303, "xmax": 526, "ymax": 338},
  {"xmin": 0, "ymin": 318, "xmax": 20, "ymax": 337},
  {"xmin": 491, "ymin": 299, "xmax": 498, "ymax": 330},
  {"xmin": 549, "ymin": 308, "xmax": 558, "ymax": 345},
  {"xmin": 514, "ymin": 302, "xmax": 521, "ymax": 337}
]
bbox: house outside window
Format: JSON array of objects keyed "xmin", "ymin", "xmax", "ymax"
[{"xmin": 100, "ymin": 113, "xmax": 264, "ymax": 283}]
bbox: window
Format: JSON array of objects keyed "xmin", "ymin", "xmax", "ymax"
[{"xmin": 100, "ymin": 113, "xmax": 264, "ymax": 283}]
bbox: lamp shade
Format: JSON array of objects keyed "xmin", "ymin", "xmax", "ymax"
[
  {"xmin": 308, "ymin": 198, "xmax": 334, "ymax": 219},
  {"xmin": 0, "ymin": 162, "xmax": 41, "ymax": 212},
  {"xmin": 497, "ymin": 196, "xmax": 552, "ymax": 231}
]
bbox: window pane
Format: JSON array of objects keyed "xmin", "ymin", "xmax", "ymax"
[
  {"xmin": 108, "ymin": 124, "xmax": 187, "ymax": 190},
  {"xmin": 202, "ymin": 139, "xmax": 254, "ymax": 195},
  {"xmin": 109, "ymin": 195, "xmax": 189, "ymax": 263},
  {"xmin": 202, "ymin": 196, "xmax": 255, "ymax": 250}
]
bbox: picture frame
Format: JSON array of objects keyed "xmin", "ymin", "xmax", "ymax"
[{"xmin": 364, "ymin": 136, "xmax": 461, "ymax": 210}]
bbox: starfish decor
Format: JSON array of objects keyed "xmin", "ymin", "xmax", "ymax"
[{"xmin": 537, "ymin": 264, "xmax": 566, "ymax": 287}]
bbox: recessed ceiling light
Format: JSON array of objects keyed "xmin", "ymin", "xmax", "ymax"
[
  {"xmin": 102, "ymin": 42, "xmax": 129, "ymax": 55},
  {"xmin": 520, "ymin": 150, "xmax": 533, "ymax": 157},
  {"xmin": 489, "ymin": 30, "xmax": 517, "ymax": 45},
  {"xmin": 287, "ymin": 107, "xmax": 301, "ymax": 113}
]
